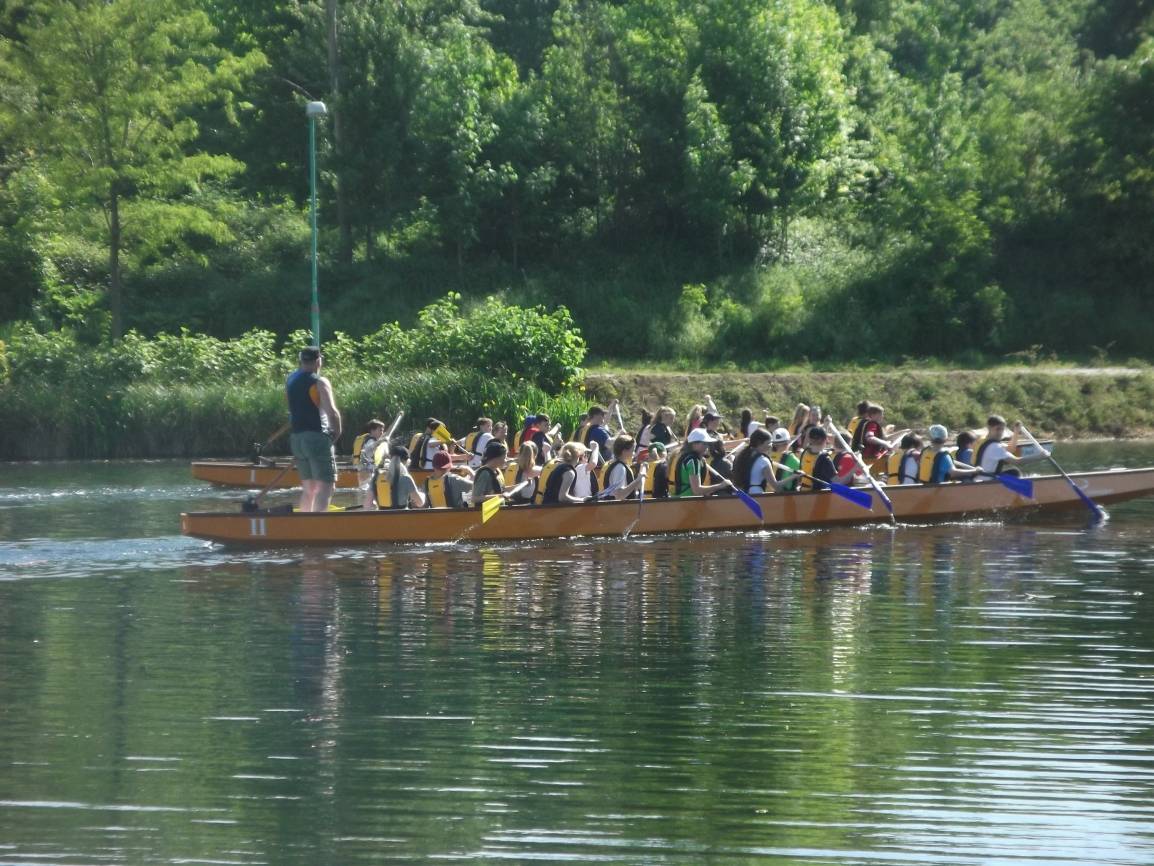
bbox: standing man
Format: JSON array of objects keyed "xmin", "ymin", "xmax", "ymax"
[{"xmin": 286, "ymin": 346, "xmax": 342, "ymax": 512}]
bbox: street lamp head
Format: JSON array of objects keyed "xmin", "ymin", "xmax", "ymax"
[{"xmin": 305, "ymin": 101, "xmax": 328, "ymax": 117}]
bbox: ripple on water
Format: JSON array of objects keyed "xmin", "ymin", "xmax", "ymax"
[{"xmin": 3, "ymin": 455, "xmax": 1154, "ymax": 864}]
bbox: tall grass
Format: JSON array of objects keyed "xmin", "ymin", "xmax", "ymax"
[{"xmin": 0, "ymin": 370, "xmax": 588, "ymax": 460}]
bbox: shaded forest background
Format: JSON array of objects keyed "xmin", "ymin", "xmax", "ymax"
[{"xmin": 1, "ymin": 0, "xmax": 1152, "ymax": 364}]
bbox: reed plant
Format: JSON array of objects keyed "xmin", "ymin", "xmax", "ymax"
[{"xmin": 0, "ymin": 368, "xmax": 588, "ymax": 460}]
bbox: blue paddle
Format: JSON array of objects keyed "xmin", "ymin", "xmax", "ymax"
[
  {"xmin": 1019, "ymin": 423, "xmax": 1105, "ymax": 521},
  {"xmin": 983, "ymin": 471, "xmax": 1034, "ymax": 499},
  {"xmin": 954, "ymin": 458, "xmax": 1036, "ymax": 499},
  {"xmin": 829, "ymin": 422, "xmax": 894, "ymax": 519},
  {"xmin": 771, "ymin": 460, "xmax": 873, "ymax": 511},
  {"xmin": 705, "ymin": 463, "xmax": 764, "ymax": 520}
]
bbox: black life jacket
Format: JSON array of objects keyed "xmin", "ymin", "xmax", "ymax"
[
  {"xmin": 599, "ymin": 459, "xmax": 636, "ymax": 499},
  {"xmin": 541, "ymin": 463, "xmax": 576, "ymax": 505},
  {"xmin": 473, "ymin": 465, "xmax": 503, "ymax": 505},
  {"xmin": 410, "ymin": 433, "xmax": 433, "ymax": 469}
]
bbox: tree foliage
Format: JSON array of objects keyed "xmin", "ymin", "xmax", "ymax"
[{"xmin": 2, "ymin": 0, "xmax": 1153, "ymax": 362}]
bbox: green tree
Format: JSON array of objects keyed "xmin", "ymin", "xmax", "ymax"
[
  {"xmin": 411, "ymin": 17, "xmax": 519, "ymax": 271},
  {"xmin": 695, "ymin": 0, "xmax": 851, "ymax": 257},
  {"xmin": 0, "ymin": 0, "xmax": 265, "ymax": 338}
]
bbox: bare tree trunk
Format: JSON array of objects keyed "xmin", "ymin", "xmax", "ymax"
[
  {"xmin": 109, "ymin": 183, "xmax": 123, "ymax": 341},
  {"xmin": 326, "ymin": 0, "xmax": 352, "ymax": 266}
]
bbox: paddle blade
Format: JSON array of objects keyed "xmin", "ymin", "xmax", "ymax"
[
  {"xmin": 735, "ymin": 489, "xmax": 763, "ymax": 520},
  {"xmin": 996, "ymin": 473, "xmax": 1034, "ymax": 499},
  {"xmin": 830, "ymin": 482, "xmax": 873, "ymax": 511},
  {"xmin": 431, "ymin": 423, "xmax": 453, "ymax": 443},
  {"xmin": 481, "ymin": 495, "xmax": 502, "ymax": 524},
  {"xmin": 373, "ymin": 439, "xmax": 389, "ymax": 466}
]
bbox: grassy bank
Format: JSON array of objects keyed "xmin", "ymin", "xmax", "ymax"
[
  {"xmin": 584, "ymin": 368, "xmax": 1154, "ymax": 440},
  {"xmin": 1, "ymin": 370, "xmax": 585, "ymax": 461},
  {"xmin": 6, "ymin": 364, "xmax": 1150, "ymax": 461}
]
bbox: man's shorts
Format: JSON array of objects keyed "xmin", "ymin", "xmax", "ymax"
[{"xmin": 291, "ymin": 431, "xmax": 337, "ymax": 482}]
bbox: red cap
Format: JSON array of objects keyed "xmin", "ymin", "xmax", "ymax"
[{"xmin": 433, "ymin": 451, "xmax": 452, "ymax": 469}]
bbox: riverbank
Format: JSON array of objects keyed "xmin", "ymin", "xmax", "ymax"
[
  {"xmin": 3, "ymin": 365, "xmax": 1150, "ymax": 461},
  {"xmin": 583, "ymin": 367, "xmax": 1154, "ymax": 440}
]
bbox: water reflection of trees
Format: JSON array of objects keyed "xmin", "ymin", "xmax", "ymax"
[{"xmin": 5, "ymin": 523, "xmax": 1153, "ymax": 862}]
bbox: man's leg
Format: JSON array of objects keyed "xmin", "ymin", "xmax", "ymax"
[
  {"xmin": 314, "ymin": 481, "xmax": 335, "ymax": 512},
  {"xmin": 298, "ymin": 479, "xmax": 318, "ymax": 512}
]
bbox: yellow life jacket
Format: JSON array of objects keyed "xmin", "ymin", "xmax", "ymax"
[
  {"xmin": 375, "ymin": 461, "xmax": 403, "ymax": 509},
  {"xmin": 534, "ymin": 458, "xmax": 561, "ymax": 505},
  {"xmin": 352, "ymin": 432, "xmax": 369, "ymax": 461},
  {"xmin": 502, "ymin": 463, "xmax": 520, "ymax": 487},
  {"xmin": 887, "ymin": 448, "xmax": 922, "ymax": 484},
  {"xmin": 425, "ymin": 475, "xmax": 449, "ymax": 509},
  {"xmin": 464, "ymin": 430, "xmax": 484, "ymax": 457},
  {"xmin": 973, "ymin": 436, "xmax": 997, "ymax": 470},
  {"xmin": 511, "ymin": 428, "xmax": 525, "ymax": 452},
  {"xmin": 918, "ymin": 448, "xmax": 946, "ymax": 484},
  {"xmin": 639, "ymin": 463, "xmax": 654, "ymax": 495},
  {"xmin": 886, "ymin": 449, "xmax": 903, "ymax": 480},
  {"xmin": 572, "ymin": 421, "xmax": 591, "ymax": 444},
  {"xmin": 407, "ymin": 431, "xmax": 423, "ymax": 452},
  {"xmin": 846, "ymin": 416, "xmax": 862, "ymax": 443},
  {"xmin": 798, "ymin": 450, "xmax": 823, "ymax": 491}
]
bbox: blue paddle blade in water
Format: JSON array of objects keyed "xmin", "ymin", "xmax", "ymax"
[{"xmin": 830, "ymin": 482, "xmax": 873, "ymax": 510}]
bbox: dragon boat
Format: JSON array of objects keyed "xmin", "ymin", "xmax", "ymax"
[
  {"xmin": 181, "ymin": 466, "xmax": 1154, "ymax": 546},
  {"xmin": 191, "ymin": 459, "xmax": 433, "ymax": 489}
]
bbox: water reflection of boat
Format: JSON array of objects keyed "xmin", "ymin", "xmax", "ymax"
[
  {"xmin": 191, "ymin": 459, "xmax": 431, "ymax": 489},
  {"xmin": 181, "ymin": 467, "xmax": 1154, "ymax": 546}
]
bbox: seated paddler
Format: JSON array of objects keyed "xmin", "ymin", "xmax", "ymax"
[
  {"xmin": 973, "ymin": 416, "xmax": 1048, "ymax": 479},
  {"xmin": 732, "ymin": 428, "xmax": 775, "ymax": 494},
  {"xmin": 424, "ymin": 451, "xmax": 475, "ymax": 508},
  {"xmin": 600, "ymin": 434, "xmax": 646, "ymax": 500},
  {"xmin": 575, "ymin": 403, "xmax": 614, "ymax": 463},
  {"xmin": 504, "ymin": 442, "xmax": 540, "ymax": 505},
  {"xmin": 540, "ymin": 442, "xmax": 590, "ymax": 505},
  {"xmin": 673, "ymin": 428, "xmax": 730, "ymax": 498},
  {"xmin": 918, "ymin": 425, "xmax": 980, "ymax": 484},
  {"xmin": 471, "ymin": 441, "xmax": 513, "ymax": 507},
  {"xmin": 460, "ymin": 417, "xmax": 493, "ymax": 469},
  {"xmin": 796, "ymin": 426, "xmax": 836, "ymax": 492},
  {"xmin": 374, "ymin": 446, "xmax": 426, "ymax": 510}
]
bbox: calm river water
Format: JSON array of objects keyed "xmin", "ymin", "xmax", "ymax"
[{"xmin": 2, "ymin": 444, "xmax": 1154, "ymax": 865}]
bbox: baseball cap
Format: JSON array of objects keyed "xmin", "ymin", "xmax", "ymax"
[
  {"xmin": 702, "ymin": 411, "xmax": 722, "ymax": 423},
  {"xmin": 771, "ymin": 427, "xmax": 792, "ymax": 445},
  {"xmin": 929, "ymin": 424, "xmax": 948, "ymax": 442},
  {"xmin": 651, "ymin": 442, "xmax": 666, "ymax": 455},
  {"xmin": 432, "ymin": 451, "xmax": 452, "ymax": 469},
  {"xmin": 687, "ymin": 427, "xmax": 718, "ymax": 444}
]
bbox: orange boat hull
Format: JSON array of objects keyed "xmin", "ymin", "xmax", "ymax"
[
  {"xmin": 181, "ymin": 468, "xmax": 1154, "ymax": 546},
  {"xmin": 191, "ymin": 460, "xmax": 433, "ymax": 489}
]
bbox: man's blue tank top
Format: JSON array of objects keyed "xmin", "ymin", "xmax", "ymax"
[{"xmin": 286, "ymin": 369, "xmax": 323, "ymax": 433}]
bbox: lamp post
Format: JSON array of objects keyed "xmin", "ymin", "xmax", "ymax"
[{"xmin": 306, "ymin": 100, "xmax": 328, "ymax": 346}]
